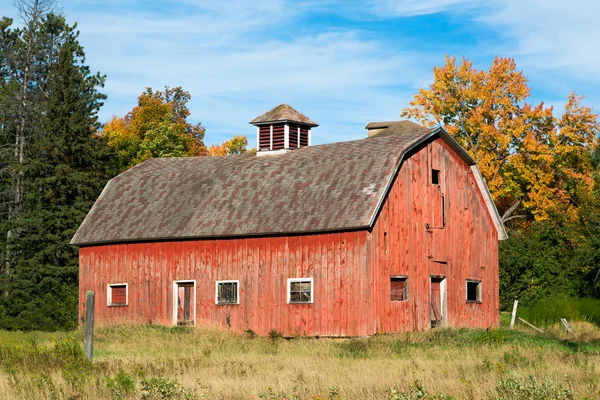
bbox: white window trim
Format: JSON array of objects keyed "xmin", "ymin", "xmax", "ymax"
[
  {"xmin": 172, "ymin": 279, "xmax": 197, "ymax": 326},
  {"xmin": 215, "ymin": 280, "xmax": 240, "ymax": 305},
  {"xmin": 107, "ymin": 283, "xmax": 128, "ymax": 306},
  {"xmin": 287, "ymin": 277, "xmax": 314, "ymax": 304},
  {"xmin": 466, "ymin": 279, "xmax": 482, "ymax": 303}
]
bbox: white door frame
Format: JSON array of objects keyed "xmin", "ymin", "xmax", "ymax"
[
  {"xmin": 430, "ymin": 275, "xmax": 447, "ymax": 327},
  {"xmin": 172, "ymin": 280, "xmax": 196, "ymax": 326}
]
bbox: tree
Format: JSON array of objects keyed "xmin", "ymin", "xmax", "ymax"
[
  {"xmin": 208, "ymin": 135, "xmax": 253, "ymax": 156},
  {"xmin": 402, "ymin": 56, "xmax": 599, "ymax": 222},
  {"xmin": 102, "ymin": 87, "xmax": 206, "ymax": 172},
  {"xmin": 0, "ymin": 11, "xmax": 108, "ymax": 330},
  {"xmin": 0, "ymin": 0, "xmax": 56, "ymax": 279}
]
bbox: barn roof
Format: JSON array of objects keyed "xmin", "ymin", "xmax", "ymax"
[
  {"xmin": 250, "ymin": 104, "xmax": 318, "ymax": 126},
  {"xmin": 71, "ymin": 124, "xmax": 507, "ymax": 246}
]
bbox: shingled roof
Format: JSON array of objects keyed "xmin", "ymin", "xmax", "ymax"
[
  {"xmin": 250, "ymin": 104, "xmax": 318, "ymax": 126},
  {"xmin": 71, "ymin": 123, "xmax": 507, "ymax": 246}
]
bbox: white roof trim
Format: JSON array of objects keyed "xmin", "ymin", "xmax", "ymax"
[{"xmin": 470, "ymin": 165, "xmax": 508, "ymax": 240}]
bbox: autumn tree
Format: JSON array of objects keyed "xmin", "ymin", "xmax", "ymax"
[
  {"xmin": 102, "ymin": 87, "xmax": 206, "ymax": 172},
  {"xmin": 208, "ymin": 135, "xmax": 253, "ymax": 156},
  {"xmin": 402, "ymin": 56, "xmax": 599, "ymax": 222}
]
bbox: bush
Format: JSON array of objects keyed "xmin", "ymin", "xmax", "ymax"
[
  {"xmin": 518, "ymin": 296, "xmax": 600, "ymax": 326},
  {"xmin": 495, "ymin": 375, "xmax": 574, "ymax": 399},
  {"xmin": 140, "ymin": 376, "xmax": 196, "ymax": 400}
]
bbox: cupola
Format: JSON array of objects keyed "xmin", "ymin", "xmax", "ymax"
[{"xmin": 250, "ymin": 104, "xmax": 318, "ymax": 156}]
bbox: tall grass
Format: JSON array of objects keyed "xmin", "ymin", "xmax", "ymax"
[
  {"xmin": 518, "ymin": 296, "xmax": 600, "ymax": 326},
  {"xmin": 0, "ymin": 324, "xmax": 598, "ymax": 399}
]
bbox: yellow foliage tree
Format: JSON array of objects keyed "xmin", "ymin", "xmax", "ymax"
[
  {"xmin": 102, "ymin": 87, "xmax": 206, "ymax": 171},
  {"xmin": 208, "ymin": 135, "xmax": 254, "ymax": 156},
  {"xmin": 402, "ymin": 56, "xmax": 599, "ymax": 222}
]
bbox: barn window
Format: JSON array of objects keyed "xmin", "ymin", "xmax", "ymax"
[
  {"xmin": 432, "ymin": 169, "xmax": 440, "ymax": 185},
  {"xmin": 107, "ymin": 283, "xmax": 128, "ymax": 306},
  {"xmin": 390, "ymin": 276, "xmax": 408, "ymax": 301},
  {"xmin": 287, "ymin": 278, "xmax": 313, "ymax": 304},
  {"xmin": 466, "ymin": 280, "xmax": 482, "ymax": 303},
  {"xmin": 215, "ymin": 280, "xmax": 239, "ymax": 305}
]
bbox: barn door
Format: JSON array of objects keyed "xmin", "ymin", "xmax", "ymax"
[
  {"xmin": 174, "ymin": 281, "xmax": 195, "ymax": 326},
  {"xmin": 430, "ymin": 276, "xmax": 446, "ymax": 328}
]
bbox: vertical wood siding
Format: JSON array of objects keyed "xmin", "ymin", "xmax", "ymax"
[
  {"xmin": 367, "ymin": 137, "xmax": 500, "ymax": 333},
  {"xmin": 79, "ymin": 231, "xmax": 371, "ymax": 336},
  {"xmin": 79, "ymin": 135, "xmax": 499, "ymax": 335}
]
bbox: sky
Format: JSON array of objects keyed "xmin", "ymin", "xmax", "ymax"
[{"xmin": 2, "ymin": 0, "xmax": 600, "ymax": 147}]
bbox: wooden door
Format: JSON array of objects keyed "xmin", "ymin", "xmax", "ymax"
[{"xmin": 176, "ymin": 282, "xmax": 195, "ymax": 326}]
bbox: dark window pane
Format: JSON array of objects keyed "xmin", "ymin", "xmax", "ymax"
[
  {"xmin": 432, "ymin": 169, "xmax": 440, "ymax": 185},
  {"xmin": 218, "ymin": 282, "xmax": 238, "ymax": 304},
  {"xmin": 289, "ymin": 280, "xmax": 312, "ymax": 303},
  {"xmin": 467, "ymin": 281, "xmax": 480, "ymax": 302}
]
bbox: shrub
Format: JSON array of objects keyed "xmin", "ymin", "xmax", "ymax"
[
  {"xmin": 140, "ymin": 376, "xmax": 196, "ymax": 399},
  {"xmin": 106, "ymin": 370, "xmax": 137, "ymax": 398},
  {"xmin": 386, "ymin": 380, "xmax": 453, "ymax": 399},
  {"xmin": 519, "ymin": 296, "xmax": 600, "ymax": 326},
  {"xmin": 494, "ymin": 375, "xmax": 574, "ymax": 399}
]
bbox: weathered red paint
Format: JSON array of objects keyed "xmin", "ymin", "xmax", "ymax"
[{"xmin": 79, "ymin": 136, "xmax": 499, "ymax": 335}]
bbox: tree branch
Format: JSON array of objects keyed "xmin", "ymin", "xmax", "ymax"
[{"xmin": 502, "ymin": 199, "xmax": 522, "ymax": 222}]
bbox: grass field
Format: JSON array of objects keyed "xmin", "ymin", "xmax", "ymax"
[{"xmin": 0, "ymin": 315, "xmax": 598, "ymax": 399}]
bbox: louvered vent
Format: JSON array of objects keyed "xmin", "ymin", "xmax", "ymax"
[
  {"xmin": 272, "ymin": 124, "xmax": 285, "ymax": 150},
  {"xmin": 259, "ymin": 126, "xmax": 271, "ymax": 151},
  {"xmin": 250, "ymin": 104, "xmax": 318, "ymax": 156}
]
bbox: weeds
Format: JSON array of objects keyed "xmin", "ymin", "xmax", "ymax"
[
  {"xmin": 140, "ymin": 376, "xmax": 197, "ymax": 400},
  {"xmin": 494, "ymin": 375, "xmax": 574, "ymax": 400}
]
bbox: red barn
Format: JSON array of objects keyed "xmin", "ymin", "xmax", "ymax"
[{"xmin": 71, "ymin": 104, "xmax": 507, "ymax": 336}]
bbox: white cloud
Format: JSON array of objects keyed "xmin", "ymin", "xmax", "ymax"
[
  {"xmin": 370, "ymin": 0, "xmax": 477, "ymax": 17},
  {"xmin": 480, "ymin": 0, "xmax": 600, "ymax": 79},
  {"xmin": 48, "ymin": 1, "xmax": 431, "ymax": 145}
]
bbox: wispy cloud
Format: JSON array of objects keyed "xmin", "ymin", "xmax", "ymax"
[
  {"xmin": 369, "ymin": 0, "xmax": 477, "ymax": 17},
  {"xmin": 52, "ymin": 0, "xmax": 432, "ymax": 144},
  {"xmin": 3, "ymin": 0, "xmax": 598, "ymax": 146}
]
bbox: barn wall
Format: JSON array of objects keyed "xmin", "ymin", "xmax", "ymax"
[
  {"xmin": 368, "ymin": 136, "xmax": 500, "ymax": 332},
  {"xmin": 79, "ymin": 230, "xmax": 373, "ymax": 336}
]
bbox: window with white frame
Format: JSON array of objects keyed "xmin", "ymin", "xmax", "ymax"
[
  {"xmin": 287, "ymin": 278, "xmax": 313, "ymax": 304},
  {"xmin": 215, "ymin": 280, "xmax": 239, "ymax": 305},
  {"xmin": 107, "ymin": 283, "xmax": 128, "ymax": 306}
]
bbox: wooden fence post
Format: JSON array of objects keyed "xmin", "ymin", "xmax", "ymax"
[
  {"xmin": 510, "ymin": 299, "xmax": 518, "ymax": 329},
  {"xmin": 84, "ymin": 291, "xmax": 95, "ymax": 361}
]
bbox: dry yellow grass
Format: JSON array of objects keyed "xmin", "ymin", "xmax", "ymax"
[{"xmin": 0, "ymin": 322, "xmax": 599, "ymax": 399}]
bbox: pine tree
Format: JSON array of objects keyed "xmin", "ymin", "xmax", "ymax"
[{"xmin": 0, "ymin": 14, "xmax": 108, "ymax": 330}]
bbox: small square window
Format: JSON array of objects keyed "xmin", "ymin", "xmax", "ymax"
[
  {"xmin": 108, "ymin": 284, "xmax": 128, "ymax": 306},
  {"xmin": 391, "ymin": 276, "xmax": 408, "ymax": 301},
  {"xmin": 432, "ymin": 169, "xmax": 440, "ymax": 185},
  {"xmin": 466, "ymin": 280, "xmax": 482, "ymax": 303},
  {"xmin": 288, "ymin": 278, "xmax": 313, "ymax": 304},
  {"xmin": 215, "ymin": 280, "xmax": 239, "ymax": 305}
]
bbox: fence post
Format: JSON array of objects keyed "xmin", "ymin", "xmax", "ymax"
[
  {"xmin": 510, "ymin": 299, "xmax": 518, "ymax": 329},
  {"xmin": 84, "ymin": 291, "xmax": 95, "ymax": 361}
]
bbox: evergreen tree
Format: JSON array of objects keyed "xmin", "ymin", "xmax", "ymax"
[{"xmin": 0, "ymin": 13, "xmax": 108, "ymax": 330}]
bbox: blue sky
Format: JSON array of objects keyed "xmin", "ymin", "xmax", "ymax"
[{"xmin": 2, "ymin": 0, "xmax": 599, "ymax": 146}]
